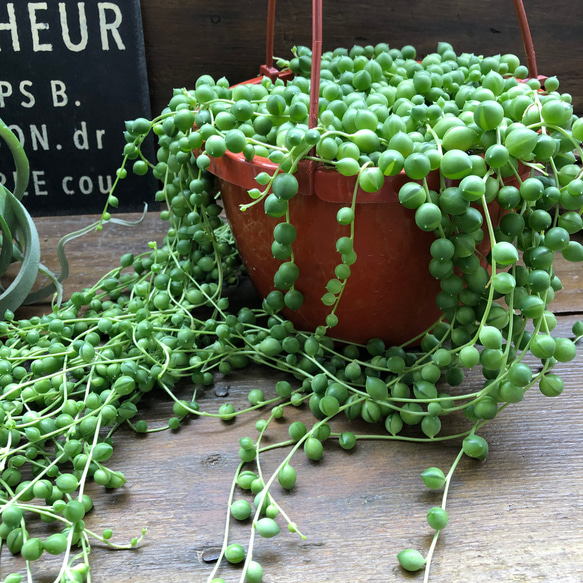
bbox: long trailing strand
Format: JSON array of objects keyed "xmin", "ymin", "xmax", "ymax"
[{"xmin": 1, "ymin": 41, "xmax": 583, "ymax": 583}]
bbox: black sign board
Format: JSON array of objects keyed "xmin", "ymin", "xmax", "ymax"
[{"xmin": 0, "ymin": 0, "xmax": 156, "ymax": 216}]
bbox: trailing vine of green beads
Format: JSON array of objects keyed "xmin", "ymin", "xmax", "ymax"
[{"xmin": 1, "ymin": 41, "xmax": 582, "ymax": 582}]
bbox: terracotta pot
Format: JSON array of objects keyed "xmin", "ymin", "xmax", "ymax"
[
  {"xmin": 207, "ymin": 70, "xmax": 527, "ymax": 345},
  {"xmin": 211, "ymin": 140, "xmax": 455, "ymax": 345},
  {"xmin": 209, "ymin": 0, "xmax": 538, "ymax": 345}
]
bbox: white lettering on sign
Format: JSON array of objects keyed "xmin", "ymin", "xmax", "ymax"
[
  {"xmin": 20, "ymin": 81, "xmax": 35, "ymax": 108},
  {"xmin": 0, "ymin": 81, "xmax": 13, "ymax": 107},
  {"xmin": 7, "ymin": 124, "xmax": 24, "ymax": 145},
  {"xmin": 3, "ymin": 120, "xmax": 106, "ymax": 153},
  {"xmin": 0, "ymin": 79, "xmax": 69, "ymax": 108},
  {"xmin": 62, "ymin": 174, "xmax": 113, "ymax": 195},
  {"xmin": 32, "ymin": 170, "xmax": 48, "ymax": 195},
  {"xmin": 98, "ymin": 3, "xmax": 125, "ymax": 50},
  {"xmin": 95, "ymin": 129, "xmax": 105, "ymax": 149},
  {"xmin": 0, "ymin": 2, "xmax": 125, "ymax": 52},
  {"xmin": 50, "ymin": 80, "xmax": 68, "ymax": 106},
  {"xmin": 0, "ymin": 4, "xmax": 19, "ymax": 51},
  {"xmin": 1, "ymin": 171, "xmax": 113, "ymax": 197},
  {"xmin": 0, "ymin": 170, "xmax": 48, "ymax": 195},
  {"xmin": 62, "ymin": 176, "xmax": 74, "ymax": 194},
  {"xmin": 30, "ymin": 124, "xmax": 49, "ymax": 150},
  {"xmin": 73, "ymin": 121, "xmax": 106, "ymax": 150},
  {"xmin": 59, "ymin": 2, "xmax": 88, "ymax": 52},
  {"xmin": 0, "ymin": 0, "xmax": 146, "ymax": 210},
  {"xmin": 6, "ymin": 123, "xmax": 49, "ymax": 151},
  {"xmin": 73, "ymin": 122, "xmax": 89, "ymax": 150},
  {"xmin": 29, "ymin": 2, "xmax": 52, "ymax": 52}
]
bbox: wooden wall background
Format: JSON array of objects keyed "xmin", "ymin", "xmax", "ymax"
[{"xmin": 139, "ymin": 0, "xmax": 583, "ymax": 117}]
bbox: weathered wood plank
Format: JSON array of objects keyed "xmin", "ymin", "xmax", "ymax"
[
  {"xmin": 15, "ymin": 211, "xmax": 583, "ymax": 316},
  {"xmin": 4, "ymin": 213, "xmax": 583, "ymax": 582},
  {"xmin": 140, "ymin": 0, "xmax": 583, "ymax": 116},
  {"xmin": 3, "ymin": 322, "xmax": 582, "ymax": 582}
]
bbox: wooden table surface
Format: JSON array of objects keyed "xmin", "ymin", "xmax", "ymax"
[{"xmin": 4, "ymin": 212, "xmax": 583, "ymax": 583}]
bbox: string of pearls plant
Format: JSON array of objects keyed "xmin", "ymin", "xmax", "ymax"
[{"xmin": 1, "ymin": 41, "xmax": 582, "ymax": 582}]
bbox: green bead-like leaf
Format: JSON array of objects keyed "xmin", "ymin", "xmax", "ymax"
[
  {"xmin": 255, "ymin": 517, "xmax": 281, "ymax": 538},
  {"xmin": 397, "ymin": 549, "xmax": 426, "ymax": 572}
]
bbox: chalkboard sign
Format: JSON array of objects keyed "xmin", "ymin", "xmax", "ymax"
[{"xmin": 0, "ymin": 0, "xmax": 156, "ymax": 216}]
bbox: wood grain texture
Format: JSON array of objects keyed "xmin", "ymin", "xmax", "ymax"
[
  {"xmin": 3, "ymin": 212, "xmax": 583, "ymax": 582},
  {"xmin": 3, "ymin": 351, "xmax": 583, "ymax": 582},
  {"xmin": 17, "ymin": 212, "xmax": 583, "ymax": 316},
  {"xmin": 10, "ymin": 213, "xmax": 169, "ymax": 321},
  {"xmin": 139, "ymin": 0, "xmax": 583, "ymax": 116}
]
